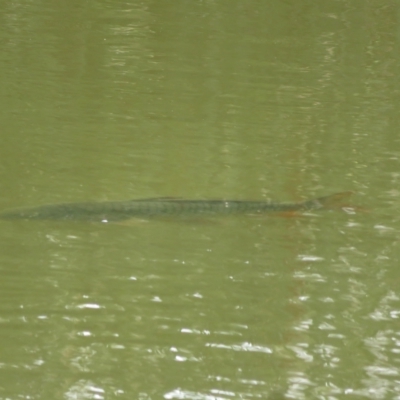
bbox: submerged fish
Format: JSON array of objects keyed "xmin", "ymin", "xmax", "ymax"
[{"xmin": 0, "ymin": 192, "xmax": 352, "ymax": 223}]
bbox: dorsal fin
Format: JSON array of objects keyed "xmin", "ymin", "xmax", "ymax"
[{"xmin": 130, "ymin": 197, "xmax": 182, "ymax": 202}]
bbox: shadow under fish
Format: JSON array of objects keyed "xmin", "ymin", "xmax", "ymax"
[{"xmin": 0, "ymin": 192, "xmax": 353, "ymax": 223}]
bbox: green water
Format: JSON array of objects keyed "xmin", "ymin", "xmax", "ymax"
[{"xmin": 1, "ymin": 1, "xmax": 400, "ymax": 399}]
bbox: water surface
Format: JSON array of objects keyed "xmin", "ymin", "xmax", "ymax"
[{"xmin": 1, "ymin": 1, "xmax": 400, "ymax": 399}]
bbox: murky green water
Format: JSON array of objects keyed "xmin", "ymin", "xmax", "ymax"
[{"xmin": 1, "ymin": 1, "xmax": 400, "ymax": 399}]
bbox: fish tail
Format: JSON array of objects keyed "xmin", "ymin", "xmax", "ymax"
[{"xmin": 302, "ymin": 191, "xmax": 354, "ymax": 210}]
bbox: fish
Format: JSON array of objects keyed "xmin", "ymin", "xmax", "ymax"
[{"xmin": 0, "ymin": 192, "xmax": 352, "ymax": 223}]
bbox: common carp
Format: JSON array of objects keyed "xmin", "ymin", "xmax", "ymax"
[{"xmin": 0, "ymin": 192, "xmax": 352, "ymax": 223}]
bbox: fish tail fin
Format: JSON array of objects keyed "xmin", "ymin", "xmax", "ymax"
[{"xmin": 302, "ymin": 191, "xmax": 354, "ymax": 210}]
